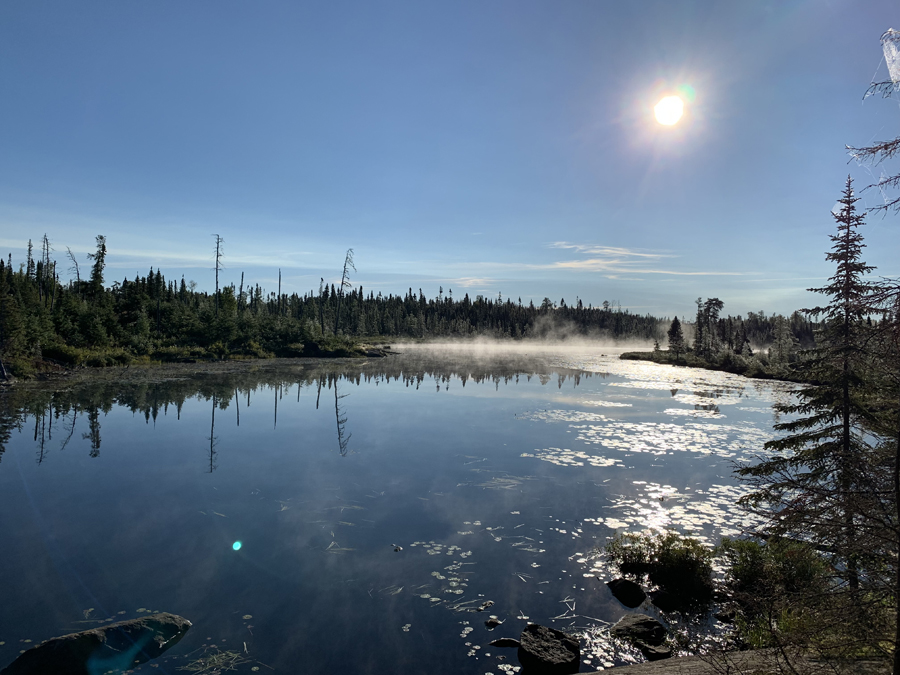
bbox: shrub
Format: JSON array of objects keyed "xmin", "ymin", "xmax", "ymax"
[
  {"xmin": 717, "ymin": 537, "xmax": 834, "ymax": 648},
  {"xmin": 605, "ymin": 531, "xmax": 714, "ymax": 608},
  {"xmin": 302, "ymin": 335, "xmax": 364, "ymax": 358},
  {"xmin": 42, "ymin": 343, "xmax": 86, "ymax": 367}
]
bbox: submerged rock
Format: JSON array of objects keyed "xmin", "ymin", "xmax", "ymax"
[
  {"xmin": 611, "ymin": 613, "xmax": 666, "ymax": 646},
  {"xmin": 489, "ymin": 637, "xmax": 521, "ymax": 648},
  {"xmin": 640, "ymin": 643, "xmax": 673, "ymax": 661},
  {"xmin": 606, "ymin": 578, "xmax": 646, "ymax": 608},
  {"xmin": 485, "ymin": 617, "xmax": 503, "ymax": 629},
  {"xmin": 0, "ymin": 612, "xmax": 192, "ymax": 675},
  {"xmin": 714, "ymin": 607, "xmax": 737, "ymax": 624},
  {"xmin": 517, "ymin": 623, "xmax": 580, "ymax": 674},
  {"xmin": 610, "ymin": 613, "xmax": 672, "ymax": 661}
]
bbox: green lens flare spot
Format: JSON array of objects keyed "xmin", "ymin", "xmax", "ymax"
[
  {"xmin": 677, "ymin": 84, "xmax": 696, "ymax": 102},
  {"xmin": 233, "ymin": 541, "xmax": 242, "ymax": 551}
]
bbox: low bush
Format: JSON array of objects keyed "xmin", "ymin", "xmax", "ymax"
[
  {"xmin": 605, "ymin": 531, "xmax": 714, "ymax": 608},
  {"xmin": 718, "ymin": 537, "xmax": 830, "ymax": 604},
  {"xmin": 150, "ymin": 345, "xmax": 212, "ymax": 362},
  {"xmin": 302, "ymin": 335, "xmax": 365, "ymax": 358},
  {"xmin": 42, "ymin": 342, "xmax": 86, "ymax": 366},
  {"xmin": 717, "ymin": 537, "xmax": 835, "ymax": 649}
]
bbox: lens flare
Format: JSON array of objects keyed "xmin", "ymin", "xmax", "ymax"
[
  {"xmin": 677, "ymin": 84, "xmax": 696, "ymax": 103},
  {"xmin": 232, "ymin": 541, "xmax": 242, "ymax": 551},
  {"xmin": 654, "ymin": 96, "xmax": 684, "ymax": 126}
]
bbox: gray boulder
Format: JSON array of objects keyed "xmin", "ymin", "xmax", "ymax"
[
  {"xmin": 0, "ymin": 612, "xmax": 192, "ymax": 675},
  {"xmin": 611, "ymin": 613, "xmax": 666, "ymax": 645},
  {"xmin": 638, "ymin": 643, "xmax": 673, "ymax": 661},
  {"xmin": 606, "ymin": 578, "xmax": 646, "ymax": 608},
  {"xmin": 517, "ymin": 623, "xmax": 580, "ymax": 674}
]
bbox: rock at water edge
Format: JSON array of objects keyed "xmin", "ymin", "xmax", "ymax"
[
  {"xmin": 610, "ymin": 614, "xmax": 666, "ymax": 646},
  {"xmin": 606, "ymin": 578, "xmax": 646, "ymax": 608},
  {"xmin": 0, "ymin": 612, "xmax": 192, "ymax": 675},
  {"xmin": 517, "ymin": 623, "xmax": 580, "ymax": 674},
  {"xmin": 640, "ymin": 643, "xmax": 673, "ymax": 661},
  {"xmin": 610, "ymin": 613, "xmax": 672, "ymax": 662}
]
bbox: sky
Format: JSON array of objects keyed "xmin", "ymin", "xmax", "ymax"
[{"xmin": 0, "ymin": 0, "xmax": 898, "ymax": 319}]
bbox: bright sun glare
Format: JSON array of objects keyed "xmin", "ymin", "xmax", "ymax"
[{"xmin": 654, "ymin": 95, "xmax": 684, "ymax": 126}]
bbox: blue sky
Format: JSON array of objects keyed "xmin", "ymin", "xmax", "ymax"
[{"xmin": 1, "ymin": 1, "xmax": 898, "ymax": 319}]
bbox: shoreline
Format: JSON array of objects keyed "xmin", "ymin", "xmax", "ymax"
[
  {"xmin": 0, "ymin": 343, "xmax": 803, "ymax": 391},
  {"xmin": 593, "ymin": 650, "xmax": 888, "ymax": 674},
  {"xmin": 619, "ymin": 350, "xmax": 808, "ymax": 385}
]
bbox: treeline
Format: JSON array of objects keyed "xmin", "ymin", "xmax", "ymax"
[
  {"xmin": 0, "ymin": 234, "xmax": 817, "ymax": 378},
  {"xmin": 624, "ymin": 296, "xmax": 821, "ymax": 380}
]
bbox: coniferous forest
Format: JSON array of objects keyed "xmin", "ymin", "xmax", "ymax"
[{"xmin": 0, "ymin": 234, "xmax": 821, "ymax": 379}]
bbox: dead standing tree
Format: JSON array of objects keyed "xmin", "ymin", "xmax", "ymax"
[
  {"xmin": 212, "ymin": 234, "xmax": 224, "ymax": 318},
  {"xmin": 334, "ymin": 248, "xmax": 355, "ymax": 335},
  {"xmin": 848, "ymin": 29, "xmax": 900, "ymax": 214}
]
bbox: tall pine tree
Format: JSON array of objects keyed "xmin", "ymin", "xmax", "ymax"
[{"xmin": 739, "ymin": 177, "xmax": 882, "ymax": 656}]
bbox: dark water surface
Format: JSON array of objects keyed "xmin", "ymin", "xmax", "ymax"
[{"xmin": 0, "ymin": 348, "xmax": 795, "ymax": 673}]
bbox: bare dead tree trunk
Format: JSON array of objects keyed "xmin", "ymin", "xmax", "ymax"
[
  {"xmin": 334, "ymin": 249, "xmax": 355, "ymax": 335},
  {"xmin": 213, "ymin": 234, "xmax": 223, "ymax": 318},
  {"xmin": 319, "ymin": 278, "xmax": 326, "ymax": 336}
]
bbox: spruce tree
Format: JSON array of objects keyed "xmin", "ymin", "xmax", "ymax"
[
  {"xmin": 667, "ymin": 316, "xmax": 685, "ymax": 363},
  {"xmin": 86, "ymin": 235, "xmax": 107, "ymax": 298},
  {"xmin": 739, "ymin": 177, "xmax": 880, "ymax": 653}
]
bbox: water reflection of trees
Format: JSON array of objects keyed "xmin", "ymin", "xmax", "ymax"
[
  {"xmin": 0, "ymin": 355, "xmax": 595, "ymax": 465},
  {"xmin": 84, "ymin": 406, "xmax": 101, "ymax": 458},
  {"xmin": 334, "ymin": 378, "xmax": 351, "ymax": 456},
  {"xmin": 208, "ymin": 394, "xmax": 218, "ymax": 473}
]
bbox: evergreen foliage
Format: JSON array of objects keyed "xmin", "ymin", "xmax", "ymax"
[
  {"xmin": 739, "ymin": 178, "xmax": 877, "ymax": 571},
  {"xmin": 666, "ymin": 316, "xmax": 685, "ymax": 362},
  {"xmin": 735, "ymin": 177, "xmax": 900, "ymax": 667}
]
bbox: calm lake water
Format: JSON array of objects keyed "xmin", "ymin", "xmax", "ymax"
[{"xmin": 0, "ymin": 346, "xmax": 796, "ymax": 673}]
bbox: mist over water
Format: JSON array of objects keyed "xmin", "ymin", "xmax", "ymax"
[{"xmin": 392, "ymin": 337, "xmax": 656, "ymax": 357}]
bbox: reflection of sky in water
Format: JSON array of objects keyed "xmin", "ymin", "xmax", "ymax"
[{"xmin": 0, "ymin": 352, "xmax": 794, "ymax": 672}]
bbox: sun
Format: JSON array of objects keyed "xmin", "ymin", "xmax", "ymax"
[{"xmin": 654, "ymin": 95, "xmax": 684, "ymax": 126}]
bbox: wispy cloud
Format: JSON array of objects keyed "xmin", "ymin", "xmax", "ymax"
[
  {"xmin": 543, "ymin": 241, "xmax": 743, "ymax": 277},
  {"xmin": 447, "ymin": 277, "xmax": 497, "ymax": 288},
  {"xmin": 549, "ymin": 242, "xmax": 675, "ymax": 259}
]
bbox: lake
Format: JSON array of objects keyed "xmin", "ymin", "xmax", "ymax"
[{"xmin": 0, "ymin": 345, "xmax": 796, "ymax": 674}]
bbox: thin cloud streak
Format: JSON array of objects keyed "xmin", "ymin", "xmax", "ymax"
[
  {"xmin": 446, "ymin": 277, "xmax": 497, "ymax": 288},
  {"xmin": 549, "ymin": 242, "xmax": 676, "ymax": 259},
  {"xmin": 544, "ymin": 241, "xmax": 741, "ymax": 276},
  {"xmin": 549, "ymin": 259, "xmax": 742, "ymax": 275}
]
